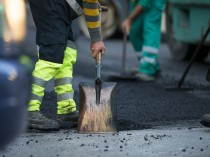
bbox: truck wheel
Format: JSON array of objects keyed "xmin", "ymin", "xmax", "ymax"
[
  {"xmin": 168, "ymin": 39, "xmax": 191, "ymax": 61},
  {"xmin": 166, "ymin": 6, "xmax": 209, "ymax": 61},
  {"xmin": 188, "ymin": 45, "xmax": 210, "ymax": 61},
  {"xmin": 168, "ymin": 41, "xmax": 209, "ymax": 61},
  {"xmin": 78, "ymin": 0, "xmax": 119, "ymax": 39}
]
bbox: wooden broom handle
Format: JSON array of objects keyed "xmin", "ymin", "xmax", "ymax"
[
  {"xmin": 96, "ymin": 3, "xmax": 106, "ymax": 64},
  {"xmin": 96, "ymin": 52, "xmax": 101, "ymax": 64}
]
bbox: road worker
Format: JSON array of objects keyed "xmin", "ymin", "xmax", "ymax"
[
  {"xmin": 28, "ymin": 0, "xmax": 105, "ymax": 131},
  {"xmin": 122, "ymin": 0, "xmax": 167, "ymax": 81}
]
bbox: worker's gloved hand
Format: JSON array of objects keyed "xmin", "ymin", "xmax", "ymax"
[
  {"xmin": 91, "ymin": 41, "xmax": 106, "ymax": 59},
  {"xmin": 122, "ymin": 18, "xmax": 131, "ymax": 35}
]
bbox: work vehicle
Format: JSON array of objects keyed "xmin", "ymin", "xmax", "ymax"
[{"xmin": 166, "ymin": 0, "xmax": 210, "ymax": 61}]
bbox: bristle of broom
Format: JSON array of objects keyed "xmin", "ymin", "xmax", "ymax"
[{"xmin": 78, "ymin": 84, "xmax": 117, "ymax": 134}]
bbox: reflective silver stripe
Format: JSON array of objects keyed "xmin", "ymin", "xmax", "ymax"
[
  {"xmin": 67, "ymin": 40, "xmax": 76, "ymax": 50},
  {"xmin": 141, "ymin": 57, "xmax": 157, "ymax": 65},
  {"xmin": 142, "ymin": 46, "xmax": 159, "ymax": 54},
  {"xmin": 54, "ymin": 77, "xmax": 72, "ymax": 86},
  {"xmin": 33, "ymin": 76, "xmax": 47, "ymax": 88},
  {"xmin": 37, "ymin": 45, "xmax": 40, "ymax": 52},
  {"xmin": 31, "ymin": 93, "xmax": 42, "ymax": 101},
  {"xmin": 66, "ymin": 0, "xmax": 83, "ymax": 16},
  {"xmin": 57, "ymin": 93, "xmax": 74, "ymax": 102}
]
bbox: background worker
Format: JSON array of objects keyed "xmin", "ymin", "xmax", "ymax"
[
  {"xmin": 28, "ymin": 0, "xmax": 105, "ymax": 131},
  {"xmin": 122, "ymin": 0, "xmax": 167, "ymax": 81}
]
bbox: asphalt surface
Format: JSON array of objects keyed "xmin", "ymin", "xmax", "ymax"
[
  {"xmin": 1, "ymin": 8, "xmax": 210, "ymax": 156},
  {"xmin": 42, "ymin": 36, "xmax": 210, "ymax": 130},
  {"xmin": 1, "ymin": 127, "xmax": 210, "ymax": 157}
]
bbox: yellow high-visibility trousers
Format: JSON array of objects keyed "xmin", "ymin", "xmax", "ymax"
[{"xmin": 28, "ymin": 46, "xmax": 77, "ymax": 114}]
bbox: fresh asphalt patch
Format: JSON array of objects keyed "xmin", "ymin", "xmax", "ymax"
[{"xmin": 40, "ymin": 74, "xmax": 210, "ymax": 131}]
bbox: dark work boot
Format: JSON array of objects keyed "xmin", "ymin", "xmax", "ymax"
[
  {"xmin": 28, "ymin": 111, "xmax": 60, "ymax": 131},
  {"xmin": 56, "ymin": 110, "xmax": 79, "ymax": 129},
  {"xmin": 200, "ymin": 114, "xmax": 210, "ymax": 127}
]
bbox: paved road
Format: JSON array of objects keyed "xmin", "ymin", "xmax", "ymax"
[
  {"xmin": 36, "ymin": 36, "xmax": 210, "ymax": 131},
  {"xmin": 1, "ymin": 33, "xmax": 210, "ymax": 156},
  {"xmin": 1, "ymin": 127, "xmax": 210, "ymax": 157},
  {"xmin": 69, "ymin": 36, "xmax": 209, "ymax": 130}
]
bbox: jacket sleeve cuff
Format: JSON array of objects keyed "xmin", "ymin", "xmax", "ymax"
[{"xmin": 89, "ymin": 29, "xmax": 102, "ymax": 42}]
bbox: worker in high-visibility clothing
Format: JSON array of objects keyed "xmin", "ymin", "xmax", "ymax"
[
  {"xmin": 122, "ymin": 0, "xmax": 167, "ymax": 81},
  {"xmin": 28, "ymin": 0, "xmax": 105, "ymax": 131}
]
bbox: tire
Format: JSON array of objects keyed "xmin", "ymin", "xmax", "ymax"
[
  {"xmin": 187, "ymin": 45, "xmax": 209, "ymax": 61},
  {"xmin": 166, "ymin": 6, "xmax": 209, "ymax": 61},
  {"xmin": 78, "ymin": 0, "xmax": 120, "ymax": 39}
]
